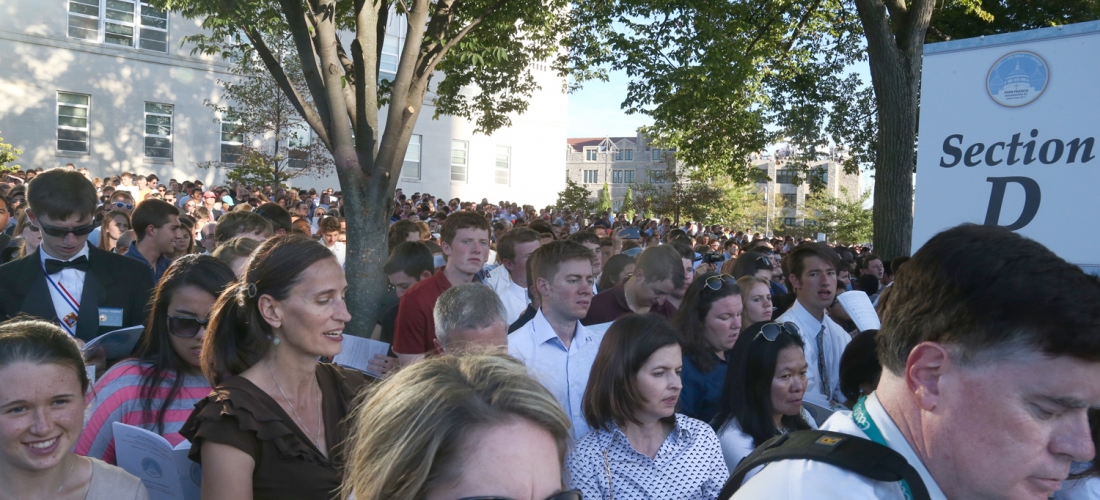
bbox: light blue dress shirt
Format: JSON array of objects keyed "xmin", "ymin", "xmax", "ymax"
[{"xmin": 508, "ymin": 308, "xmax": 604, "ymax": 440}]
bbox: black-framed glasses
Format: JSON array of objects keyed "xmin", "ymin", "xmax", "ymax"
[
  {"xmin": 754, "ymin": 321, "xmax": 800, "ymax": 342},
  {"xmin": 168, "ymin": 316, "xmax": 210, "ymax": 338},
  {"xmin": 112, "ymin": 201, "xmax": 135, "ymax": 210},
  {"xmin": 36, "ymin": 220, "xmax": 97, "ymax": 237},
  {"xmin": 459, "ymin": 491, "xmax": 582, "ymax": 500},
  {"xmin": 703, "ymin": 273, "xmax": 736, "ymax": 291}
]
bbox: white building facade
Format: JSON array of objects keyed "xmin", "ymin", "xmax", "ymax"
[{"xmin": 0, "ymin": 3, "xmax": 567, "ymax": 207}]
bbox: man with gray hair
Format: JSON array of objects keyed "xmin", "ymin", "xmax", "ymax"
[{"xmin": 432, "ymin": 283, "xmax": 508, "ymax": 353}]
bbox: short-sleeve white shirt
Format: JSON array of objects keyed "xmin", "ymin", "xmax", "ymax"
[{"xmin": 732, "ymin": 393, "xmax": 947, "ymax": 500}]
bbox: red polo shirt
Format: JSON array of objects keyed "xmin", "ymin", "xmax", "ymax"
[
  {"xmin": 581, "ymin": 283, "xmax": 678, "ymax": 326},
  {"xmin": 393, "ymin": 268, "xmax": 453, "ymax": 355}
]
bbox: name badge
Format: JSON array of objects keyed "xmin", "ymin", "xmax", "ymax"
[{"xmin": 98, "ymin": 308, "xmax": 124, "ymax": 327}]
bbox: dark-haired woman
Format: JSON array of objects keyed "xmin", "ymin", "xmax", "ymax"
[
  {"xmin": 77, "ymin": 255, "xmax": 237, "ymax": 463},
  {"xmin": 181, "ymin": 234, "xmax": 371, "ymax": 500},
  {"xmin": 712, "ymin": 321, "xmax": 815, "ymax": 473},
  {"xmin": 0, "ymin": 318, "xmax": 149, "ymax": 499},
  {"xmin": 566, "ymin": 314, "xmax": 728, "ymax": 500},
  {"xmin": 597, "ymin": 253, "xmax": 635, "ymax": 293},
  {"xmin": 673, "ymin": 273, "xmax": 741, "ymax": 423}
]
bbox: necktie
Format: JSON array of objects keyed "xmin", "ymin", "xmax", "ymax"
[
  {"xmin": 45, "ymin": 256, "xmax": 90, "ymax": 275},
  {"xmin": 817, "ymin": 324, "xmax": 830, "ymax": 398}
]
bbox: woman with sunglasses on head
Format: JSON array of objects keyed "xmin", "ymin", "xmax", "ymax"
[
  {"xmin": 736, "ymin": 275, "xmax": 773, "ymax": 333},
  {"xmin": 181, "ymin": 234, "xmax": 371, "ymax": 500},
  {"xmin": 341, "ymin": 353, "xmax": 578, "ymax": 500},
  {"xmin": 567, "ymin": 314, "xmax": 728, "ymax": 500},
  {"xmin": 96, "ymin": 210, "xmax": 130, "ymax": 253},
  {"xmin": 76, "ymin": 255, "xmax": 236, "ymax": 464},
  {"xmin": 673, "ymin": 272, "xmax": 742, "ymax": 423},
  {"xmin": 711, "ymin": 320, "xmax": 815, "ymax": 474}
]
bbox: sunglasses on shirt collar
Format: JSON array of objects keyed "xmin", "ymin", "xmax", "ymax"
[
  {"xmin": 459, "ymin": 492, "xmax": 581, "ymax": 500},
  {"xmin": 754, "ymin": 321, "xmax": 800, "ymax": 342}
]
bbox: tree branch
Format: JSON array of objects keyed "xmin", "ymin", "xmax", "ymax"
[
  {"xmin": 277, "ymin": 0, "xmax": 334, "ymax": 134},
  {"xmin": 244, "ymin": 28, "xmax": 332, "ymax": 150},
  {"xmin": 785, "ymin": 0, "xmax": 823, "ymax": 53}
]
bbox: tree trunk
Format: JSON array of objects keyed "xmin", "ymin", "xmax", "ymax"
[
  {"xmin": 854, "ymin": 0, "xmax": 934, "ymax": 259},
  {"xmin": 338, "ymin": 160, "xmax": 393, "ymax": 337}
]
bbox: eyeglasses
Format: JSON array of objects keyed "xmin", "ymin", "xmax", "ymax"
[
  {"xmin": 168, "ymin": 316, "xmax": 209, "ymax": 338},
  {"xmin": 35, "ymin": 220, "xmax": 96, "ymax": 237},
  {"xmin": 703, "ymin": 273, "xmax": 736, "ymax": 291},
  {"xmin": 458, "ymin": 492, "xmax": 581, "ymax": 500},
  {"xmin": 754, "ymin": 321, "xmax": 800, "ymax": 342},
  {"xmin": 112, "ymin": 201, "xmax": 135, "ymax": 210}
]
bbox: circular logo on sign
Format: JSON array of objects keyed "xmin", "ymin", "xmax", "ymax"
[{"xmin": 987, "ymin": 51, "xmax": 1048, "ymax": 107}]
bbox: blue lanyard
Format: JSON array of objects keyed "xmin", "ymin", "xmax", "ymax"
[{"xmin": 852, "ymin": 396, "xmax": 914, "ymax": 500}]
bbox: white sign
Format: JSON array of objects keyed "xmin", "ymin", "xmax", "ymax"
[{"xmin": 912, "ymin": 21, "xmax": 1100, "ymax": 269}]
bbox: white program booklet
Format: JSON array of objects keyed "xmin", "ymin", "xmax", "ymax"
[
  {"xmin": 332, "ymin": 335, "xmax": 390, "ymax": 378},
  {"xmin": 82, "ymin": 325, "xmax": 145, "ymax": 360},
  {"xmin": 836, "ymin": 291, "xmax": 882, "ymax": 332},
  {"xmin": 112, "ymin": 422, "xmax": 201, "ymax": 500}
]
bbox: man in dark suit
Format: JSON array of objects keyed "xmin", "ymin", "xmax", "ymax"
[
  {"xmin": 0, "ymin": 195, "xmax": 12, "ymax": 250},
  {"xmin": 0, "ymin": 169, "xmax": 154, "ymax": 343}
]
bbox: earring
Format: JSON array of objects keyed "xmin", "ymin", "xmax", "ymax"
[{"xmin": 272, "ymin": 336, "xmax": 281, "ymax": 346}]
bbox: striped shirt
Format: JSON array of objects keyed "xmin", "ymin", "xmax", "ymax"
[{"xmin": 77, "ymin": 359, "xmax": 211, "ymax": 464}]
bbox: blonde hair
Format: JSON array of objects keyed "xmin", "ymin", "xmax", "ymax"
[
  {"xmin": 736, "ymin": 275, "xmax": 771, "ymax": 305},
  {"xmin": 340, "ymin": 353, "xmax": 570, "ymax": 500}
]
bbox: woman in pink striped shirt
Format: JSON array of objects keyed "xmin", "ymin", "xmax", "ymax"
[{"xmin": 77, "ymin": 255, "xmax": 237, "ymax": 463}]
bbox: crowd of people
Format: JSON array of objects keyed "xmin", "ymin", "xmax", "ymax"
[{"xmin": 0, "ymin": 164, "xmax": 1097, "ymax": 500}]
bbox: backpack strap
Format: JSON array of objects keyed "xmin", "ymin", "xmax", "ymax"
[{"xmin": 716, "ymin": 430, "xmax": 931, "ymax": 500}]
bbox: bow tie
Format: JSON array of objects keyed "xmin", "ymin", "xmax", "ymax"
[{"xmin": 45, "ymin": 256, "xmax": 90, "ymax": 275}]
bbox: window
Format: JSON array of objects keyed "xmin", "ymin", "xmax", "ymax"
[
  {"xmin": 379, "ymin": 13, "xmax": 407, "ymax": 82},
  {"xmin": 104, "ymin": 0, "xmax": 136, "ymax": 47},
  {"xmin": 652, "ymin": 148, "xmax": 666, "ymax": 161},
  {"xmin": 782, "ymin": 193, "xmax": 798, "ymax": 206},
  {"xmin": 584, "ymin": 147, "xmax": 598, "ymax": 161},
  {"xmin": 219, "ymin": 111, "xmax": 244, "ymax": 163},
  {"xmin": 815, "ymin": 166, "xmax": 829, "ymax": 185},
  {"xmin": 776, "ymin": 168, "xmax": 796, "ymax": 184},
  {"xmin": 66, "ymin": 0, "xmax": 169, "ymax": 53},
  {"xmin": 67, "ymin": 0, "xmax": 101, "ymax": 41},
  {"xmin": 450, "ymin": 140, "xmax": 468, "ymax": 182},
  {"xmin": 784, "ymin": 217, "xmax": 798, "ymax": 226},
  {"xmin": 583, "ymin": 170, "xmax": 598, "ymax": 183},
  {"xmin": 612, "ymin": 170, "xmax": 623, "ymax": 183},
  {"xmin": 624, "ymin": 170, "xmax": 635, "ymax": 183},
  {"xmin": 615, "ymin": 148, "xmax": 633, "ymax": 161},
  {"xmin": 401, "ymin": 135, "xmax": 422, "ymax": 180},
  {"xmin": 138, "ymin": 4, "xmax": 168, "ymax": 51},
  {"xmin": 286, "ymin": 122, "xmax": 310, "ymax": 169},
  {"xmin": 495, "ymin": 145, "xmax": 510, "ymax": 185},
  {"xmin": 143, "ymin": 102, "xmax": 172, "ymax": 158},
  {"xmin": 57, "ymin": 92, "xmax": 90, "ymax": 153}
]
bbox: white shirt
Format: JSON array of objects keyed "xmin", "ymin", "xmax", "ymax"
[
  {"xmin": 508, "ymin": 309, "xmax": 603, "ymax": 440},
  {"xmin": 567, "ymin": 414, "xmax": 728, "ymax": 500},
  {"xmin": 40, "ymin": 244, "xmax": 89, "ymax": 334},
  {"xmin": 323, "ymin": 240, "xmax": 346, "ymax": 267},
  {"xmin": 716, "ymin": 410, "xmax": 819, "ymax": 474},
  {"xmin": 484, "ymin": 265, "xmax": 529, "ymax": 325},
  {"xmin": 733, "ymin": 393, "xmax": 947, "ymax": 500},
  {"xmin": 776, "ymin": 300, "xmax": 850, "ymax": 407}
]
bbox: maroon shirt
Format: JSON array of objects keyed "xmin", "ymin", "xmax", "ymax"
[
  {"xmin": 581, "ymin": 284, "xmax": 678, "ymax": 326},
  {"xmin": 393, "ymin": 268, "xmax": 453, "ymax": 355}
]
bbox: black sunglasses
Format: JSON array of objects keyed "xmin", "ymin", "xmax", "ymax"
[
  {"xmin": 754, "ymin": 321, "xmax": 800, "ymax": 342},
  {"xmin": 168, "ymin": 316, "xmax": 210, "ymax": 338},
  {"xmin": 703, "ymin": 273, "xmax": 736, "ymax": 291},
  {"xmin": 35, "ymin": 220, "xmax": 97, "ymax": 237},
  {"xmin": 112, "ymin": 201, "xmax": 135, "ymax": 210},
  {"xmin": 459, "ymin": 492, "xmax": 581, "ymax": 500}
]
